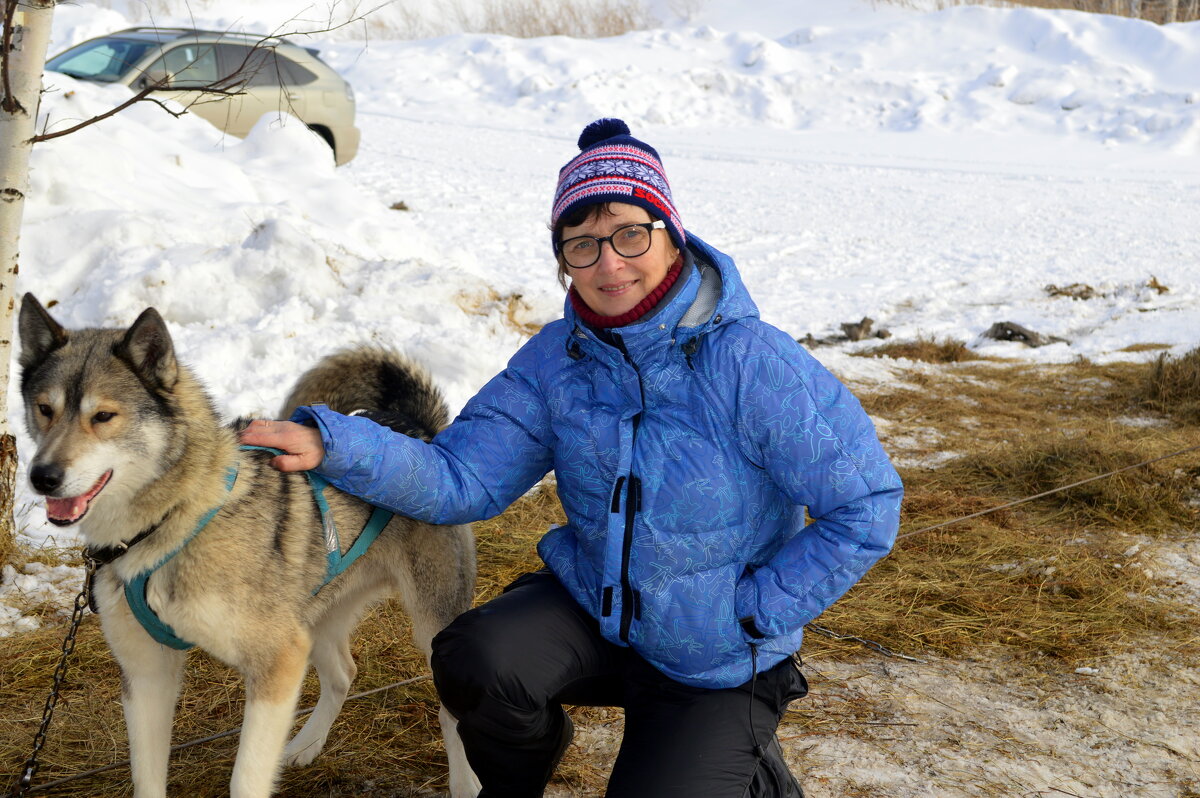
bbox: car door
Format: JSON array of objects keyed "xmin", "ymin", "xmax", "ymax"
[
  {"xmin": 140, "ymin": 42, "xmax": 222, "ymax": 121},
  {"xmin": 210, "ymin": 44, "xmax": 309, "ymax": 138}
]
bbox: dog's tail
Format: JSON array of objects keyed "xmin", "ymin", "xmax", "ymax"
[{"xmin": 280, "ymin": 347, "xmax": 449, "ymax": 442}]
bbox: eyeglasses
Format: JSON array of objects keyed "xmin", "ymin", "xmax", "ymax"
[{"xmin": 557, "ymin": 220, "xmax": 666, "ymax": 269}]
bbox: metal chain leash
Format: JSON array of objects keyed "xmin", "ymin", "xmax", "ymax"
[{"xmin": 9, "ymin": 562, "xmax": 95, "ymax": 798}]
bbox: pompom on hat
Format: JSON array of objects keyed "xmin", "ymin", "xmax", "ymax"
[{"xmin": 551, "ymin": 118, "xmax": 685, "ymax": 253}]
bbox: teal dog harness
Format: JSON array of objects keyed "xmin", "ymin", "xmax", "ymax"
[{"xmin": 123, "ymin": 446, "xmax": 393, "ymax": 650}]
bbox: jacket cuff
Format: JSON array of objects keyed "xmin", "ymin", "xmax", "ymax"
[{"xmin": 289, "ymin": 404, "xmax": 357, "ymax": 480}]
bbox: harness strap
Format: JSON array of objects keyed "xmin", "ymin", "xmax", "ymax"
[
  {"xmin": 124, "ymin": 445, "xmax": 393, "ymax": 649},
  {"xmin": 84, "ymin": 514, "xmax": 171, "ymax": 613},
  {"xmin": 124, "ymin": 464, "xmax": 239, "ymax": 650},
  {"xmin": 323, "ymin": 505, "xmax": 393, "ymax": 589},
  {"xmin": 238, "ymin": 444, "xmax": 394, "ymax": 592}
]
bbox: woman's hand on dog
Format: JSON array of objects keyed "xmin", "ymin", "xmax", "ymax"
[{"xmin": 240, "ymin": 419, "xmax": 325, "ymax": 472}]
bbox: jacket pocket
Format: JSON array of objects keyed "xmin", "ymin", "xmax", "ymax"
[{"xmin": 735, "ymin": 565, "xmax": 765, "ymax": 641}]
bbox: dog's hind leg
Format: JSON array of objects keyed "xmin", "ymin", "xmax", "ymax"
[
  {"xmin": 230, "ymin": 628, "xmax": 312, "ymax": 798},
  {"xmin": 438, "ymin": 704, "xmax": 482, "ymax": 798},
  {"xmin": 282, "ymin": 598, "xmax": 365, "ymax": 768}
]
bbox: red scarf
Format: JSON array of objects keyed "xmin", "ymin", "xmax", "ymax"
[{"xmin": 568, "ymin": 256, "xmax": 684, "ymax": 329}]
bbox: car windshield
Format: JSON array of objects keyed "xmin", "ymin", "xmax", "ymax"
[{"xmin": 46, "ymin": 37, "xmax": 159, "ymax": 83}]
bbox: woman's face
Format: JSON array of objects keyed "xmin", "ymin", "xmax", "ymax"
[{"xmin": 561, "ymin": 203, "xmax": 680, "ymax": 318}]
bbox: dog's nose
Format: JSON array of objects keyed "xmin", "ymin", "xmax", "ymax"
[{"xmin": 30, "ymin": 463, "xmax": 65, "ymax": 494}]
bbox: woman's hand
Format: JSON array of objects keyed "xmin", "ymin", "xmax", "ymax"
[{"xmin": 239, "ymin": 419, "xmax": 325, "ymax": 472}]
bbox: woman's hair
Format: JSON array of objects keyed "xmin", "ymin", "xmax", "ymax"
[{"xmin": 551, "ymin": 202, "xmax": 637, "ymax": 289}]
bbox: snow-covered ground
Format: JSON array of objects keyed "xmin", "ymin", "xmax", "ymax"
[{"xmin": 4, "ymin": 0, "xmax": 1200, "ymax": 794}]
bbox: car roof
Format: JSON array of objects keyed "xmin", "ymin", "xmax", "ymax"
[{"xmin": 105, "ymin": 27, "xmax": 320, "ymax": 58}]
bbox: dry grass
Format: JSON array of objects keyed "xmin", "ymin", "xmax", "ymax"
[
  {"xmin": 857, "ymin": 336, "xmax": 981, "ymax": 364},
  {"xmin": 455, "ymin": 288, "xmax": 544, "ymax": 338},
  {"xmin": 838, "ymin": 356, "xmax": 1200, "ymax": 657},
  {"xmin": 367, "ymin": 0, "xmax": 654, "ymax": 40},
  {"xmin": 875, "ymin": 0, "xmax": 1200, "ymax": 23},
  {"xmin": 5, "ymin": 357, "xmax": 1200, "ymax": 796},
  {"xmin": 1143, "ymin": 346, "xmax": 1200, "ymax": 424},
  {"xmin": 0, "ymin": 529, "xmax": 15, "ymax": 578},
  {"xmin": 454, "ymin": 0, "xmax": 654, "ymax": 39}
]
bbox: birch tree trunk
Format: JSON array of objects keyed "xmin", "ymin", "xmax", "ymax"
[
  {"xmin": 0, "ymin": 0, "xmax": 56, "ymax": 550},
  {"xmin": 1163, "ymin": 0, "xmax": 1179, "ymax": 22}
]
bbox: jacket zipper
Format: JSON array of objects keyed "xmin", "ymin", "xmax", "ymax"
[
  {"xmin": 619, "ymin": 475, "xmax": 642, "ymax": 640},
  {"xmin": 611, "ymin": 333, "xmax": 644, "ymax": 643}
]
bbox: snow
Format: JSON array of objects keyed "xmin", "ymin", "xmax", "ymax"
[{"xmin": 5, "ymin": 0, "xmax": 1200, "ymax": 794}]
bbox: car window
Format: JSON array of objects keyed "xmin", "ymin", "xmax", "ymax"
[
  {"xmin": 216, "ymin": 44, "xmax": 318, "ymax": 88},
  {"xmin": 46, "ymin": 38, "xmax": 159, "ymax": 83},
  {"xmin": 278, "ymin": 56, "xmax": 318, "ymax": 86},
  {"xmin": 147, "ymin": 44, "xmax": 219, "ymax": 87},
  {"xmin": 218, "ymin": 44, "xmax": 281, "ymax": 88}
]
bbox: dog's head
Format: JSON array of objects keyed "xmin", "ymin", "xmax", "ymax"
[{"xmin": 19, "ymin": 294, "xmax": 184, "ymax": 529}]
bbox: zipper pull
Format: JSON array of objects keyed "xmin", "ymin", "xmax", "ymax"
[{"xmin": 682, "ymin": 338, "xmax": 700, "ymax": 369}]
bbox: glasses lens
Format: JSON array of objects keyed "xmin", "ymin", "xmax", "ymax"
[
  {"xmin": 611, "ymin": 224, "xmax": 652, "ymax": 258},
  {"xmin": 561, "ymin": 236, "xmax": 599, "ymax": 268}
]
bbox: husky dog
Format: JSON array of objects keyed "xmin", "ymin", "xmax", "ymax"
[{"xmin": 17, "ymin": 294, "xmax": 481, "ymax": 798}]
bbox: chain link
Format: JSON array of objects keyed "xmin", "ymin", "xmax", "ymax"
[{"xmin": 9, "ymin": 563, "xmax": 94, "ymax": 798}]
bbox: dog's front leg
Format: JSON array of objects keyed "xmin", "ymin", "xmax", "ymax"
[
  {"xmin": 99, "ymin": 595, "xmax": 187, "ymax": 798},
  {"xmin": 230, "ymin": 629, "xmax": 312, "ymax": 798}
]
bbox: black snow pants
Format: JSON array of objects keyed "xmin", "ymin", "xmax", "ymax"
[{"xmin": 430, "ymin": 570, "xmax": 808, "ymax": 798}]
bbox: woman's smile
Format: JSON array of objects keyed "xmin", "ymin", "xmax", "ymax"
[{"xmin": 563, "ymin": 203, "xmax": 678, "ymax": 318}]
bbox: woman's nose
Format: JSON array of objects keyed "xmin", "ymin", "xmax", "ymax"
[{"xmin": 594, "ymin": 239, "xmax": 623, "ymax": 270}]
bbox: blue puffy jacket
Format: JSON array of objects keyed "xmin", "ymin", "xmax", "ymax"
[{"xmin": 295, "ymin": 233, "xmax": 902, "ymax": 688}]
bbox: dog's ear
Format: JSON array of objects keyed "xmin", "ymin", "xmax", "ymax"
[
  {"xmin": 116, "ymin": 307, "xmax": 179, "ymax": 391},
  {"xmin": 18, "ymin": 293, "xmax": 70, "ymax": 371}
]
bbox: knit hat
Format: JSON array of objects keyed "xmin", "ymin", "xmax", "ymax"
[{"xmin": 551, "ymin": 118, "xmax": 685, "ymax": 253}]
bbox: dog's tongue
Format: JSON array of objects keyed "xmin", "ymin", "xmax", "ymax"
[
  {"xmin": 46, "ymin": 495, "xmax": 90, "ymax": 523},
  {"xmin": 44, "ymin": 470, "xmax": 111, "ymax": 525}
]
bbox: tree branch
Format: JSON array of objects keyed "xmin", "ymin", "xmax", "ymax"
[{"xmin": 29, "ymin": 80, "xmax": 247, "ymax": 143}]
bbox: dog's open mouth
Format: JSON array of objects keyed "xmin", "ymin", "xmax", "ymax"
[{"xmin": 45, "ymin": 470, "xmax": 113, "ymax": 526}]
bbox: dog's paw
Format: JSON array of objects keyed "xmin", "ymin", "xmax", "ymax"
[
  {"xmin": 447, "ymin": 769, "xmax": 482, "ymax": 798},
  {"xmin": 282, "ymin": 737, "xmax": 324, "ymax": 768}
]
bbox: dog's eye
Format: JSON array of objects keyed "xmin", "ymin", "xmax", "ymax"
[
  {"xmin": 37, "ymin": 404, "xmax": 53, "ymax": 419},
  {"xmin": 93, "ymin": 411, "xmax": 116, "ymax": 424}
]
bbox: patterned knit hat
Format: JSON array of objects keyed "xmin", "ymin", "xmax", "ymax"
[{"xmin": 551, "ymin": 118, "xmax": 685, "ymax": 252}]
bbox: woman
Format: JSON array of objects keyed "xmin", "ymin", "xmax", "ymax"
[{"xmin": 242, "ymin": 118, "xmax": 902, "ymax": 797}]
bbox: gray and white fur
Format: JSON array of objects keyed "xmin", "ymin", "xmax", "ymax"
[{"xmin": 18, "ymin": 294, "xmax": 480, "ymax": 798}]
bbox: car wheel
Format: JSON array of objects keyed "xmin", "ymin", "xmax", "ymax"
[{"xmin": 307, "ymin": 124, "xmax": 336, "ymax": 160}]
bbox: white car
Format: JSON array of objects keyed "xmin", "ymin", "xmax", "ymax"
[{"xmin": 46, "ymin": 27, "xmax": 361, "ymax": 165}]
